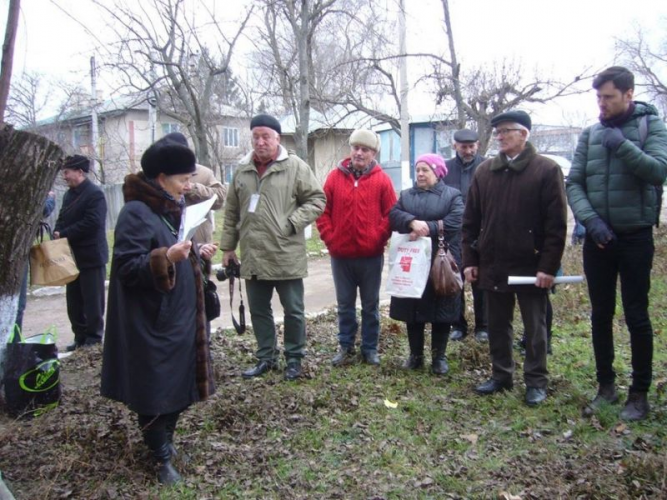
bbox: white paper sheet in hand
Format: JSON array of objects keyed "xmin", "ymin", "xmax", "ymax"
[{"xmin": 179, "ymin": 195, "xmax": 218, "ymax": 242}]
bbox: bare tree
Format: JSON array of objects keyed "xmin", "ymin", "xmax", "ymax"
[
  {"xmin": 92, "ymin": 0, "xmax": 252, "ymax": 166},
  {"xmin": 5, "ymin": 72, "xmax": 53, "ymax": 129},
  {"xmin": 432, "ymin": 0, "xmax": 593, "ymax": 154},
  {"xmin": 615, "ymin": 24, "xmax": 667, "ymax": 117}
]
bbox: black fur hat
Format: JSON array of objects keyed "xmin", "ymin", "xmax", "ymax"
[{"xmin": 141, "ymin": 136, "xmax": 196, "ymax": 179}]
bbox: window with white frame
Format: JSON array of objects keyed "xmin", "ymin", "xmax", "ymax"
[
  {"xmin": 222, "ymin": 127, "xmax": 239, "ymax": 148},
  {"xmin": 161, "ymin": 123, "xmax": 181, "ymax": 135}
]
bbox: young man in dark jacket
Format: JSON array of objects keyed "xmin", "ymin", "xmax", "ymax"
[
  {"xmin": 444, "ymin": 129, "xmax": 488, "ymax": 343},
  {"xmin": 566, "ymin": 66, "xmax": 667, "ymax": 421},
  {"xmin": 462, "ymin": 110, "xmax": 567, "ymax": 407},
  {"xmin": 317, "ymin": 129, "xmax": 396, "ymax": 366},
  {"xmin": 54, "ymin": 155, "xmax": 108, "ymax": 351}
]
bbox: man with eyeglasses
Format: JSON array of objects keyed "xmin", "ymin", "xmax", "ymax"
[
  {"xmin": 462, "ymin": 110, "xmax": 567, "ymax": 407},
  {"xmin": 567, "ymin": 66, "xmax": 667, "ymax": 421},
  {"xmin": 444, "ymin": 129, "xmax": 488, "ymax": 343}
]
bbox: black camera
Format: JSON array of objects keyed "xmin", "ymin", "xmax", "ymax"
[{"xmin": 216, "ymin": 261, "xmax": 241, "ymax": 282}]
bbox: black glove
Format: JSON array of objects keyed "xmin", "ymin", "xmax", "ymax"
[
  {"xmin": 586, "ymin": 217, "xmax": 616, "ymax": 247},
  {"xmin": 601, "ymin": 127, "xmax": 625, "ymax": 151}
]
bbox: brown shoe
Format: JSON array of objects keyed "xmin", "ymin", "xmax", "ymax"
[
  {"xmin": 620, "ymin": 391, "xmax": 650, "ymax": 421},
  {"xmin": 583, "ymin": 383, "xmax": 619, "ymax": 416}
]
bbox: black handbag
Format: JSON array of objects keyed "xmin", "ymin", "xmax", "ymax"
[{"xmin": 204, "ymin": 279, "xmax": 221, "ymax": 321}]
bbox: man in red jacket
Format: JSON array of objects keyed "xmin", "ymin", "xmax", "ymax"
[{"xmin": 317, "ymin": 129, "xmax": 397, "ymax": 366}]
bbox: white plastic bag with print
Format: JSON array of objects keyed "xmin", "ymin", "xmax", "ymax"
[{"xmin": 385, "ymin": 233, "xmax": 432, "ymax": 298}]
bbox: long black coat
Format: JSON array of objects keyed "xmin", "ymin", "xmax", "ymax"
[
  {"xmin": 389, "ymin": 180, "xmax": 464, "ymax": 324},
  {"xmin": 54, "ymin": 178, "xmax": 108, "ymax": 269},
  {"xmin": 101, "ymin": 174, "xmax": 214, "ymax": 416}
]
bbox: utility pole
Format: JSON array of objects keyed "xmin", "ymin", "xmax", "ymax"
[
  {"xmin": 398, "ymin": 0, "xmax": 411, "ymax": 189},
  {"xmin": 0, "ymin": 0, "xmax": 21, "ymax": 124},
  {"xmin": 90, "ymin": 55, "xmax": 101, "ymax": 181}
]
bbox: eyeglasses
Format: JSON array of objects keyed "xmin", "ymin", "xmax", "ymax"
[{"xmin": 493, "ymin": 128, "xmax": 522, "ymax": 137}]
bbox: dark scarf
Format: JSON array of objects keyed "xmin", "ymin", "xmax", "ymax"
[
  {"xmin": 600, "ymin": 101, "xmax": 636, "ymax": 128},
  {"xmin": 489, "ymin": 141, "xmax": 537, "ymax": 172},
  {"xmin": 122, "ymin": 173, "xmax": 184, "ymax": 230},
  {"xmin": 348, "ymin": 159, "xmax": 376, "ymax": 179}
]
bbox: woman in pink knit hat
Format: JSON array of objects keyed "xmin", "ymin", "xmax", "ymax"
[{"xmin": 388, "ymin": 153, "xmax": 463, "ymax": 375}]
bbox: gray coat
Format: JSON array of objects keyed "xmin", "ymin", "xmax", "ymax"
[{"xmin": 389, "ymin": 180, "xmax": 463, "ymax": 324}]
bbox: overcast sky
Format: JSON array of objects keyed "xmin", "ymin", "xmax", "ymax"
[{"xmin": 2, "ymin": 0, "xmax": 666, "ymax": 126}]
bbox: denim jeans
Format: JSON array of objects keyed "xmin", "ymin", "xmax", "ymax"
[
  {"xmin": 583, "ymin": 228, "xmax": 654, "ymax": 392},
  {"xmin": 331, "ymin": 255, "xmax": 384, "ymax": 354}
]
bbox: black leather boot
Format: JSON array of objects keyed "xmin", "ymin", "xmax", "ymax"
[
  {"xmin": 583, "ymin": 383, "xmax": 618, "ymax": 416},
  {"xmin": 402, "ymin": 354, "xmax": 424, "ymax": 370},
  {"xmin": 140, "ymin": 416, "xmax": 183, "ymax": 485},
  {"xmin": 620, "ymin": 391, "xmax": 650, "ymax": 421},
  {"xmin": 405, "ymin": 323, "xmax": 425, "ymax": 370},
  {"xmin": 164, "ymin": 411, "xmax": 190, "ymax": 464},
  {"xmin": 431, "ymin": 328, "xmax": 449, "ymax": 375}
]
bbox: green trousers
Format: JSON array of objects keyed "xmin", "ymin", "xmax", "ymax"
[{"xmin": 245, "ymin": 278, "xmax": 306, "ymax": 363}]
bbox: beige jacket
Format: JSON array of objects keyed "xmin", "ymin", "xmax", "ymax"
[{"xmin": 185, "ymin": 164, "xmax": 227, "ymax": 244}]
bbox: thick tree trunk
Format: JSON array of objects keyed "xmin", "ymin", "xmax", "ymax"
[{"xmin": 0, "ymin": 125, "xmax": 62, "ymax": 383}]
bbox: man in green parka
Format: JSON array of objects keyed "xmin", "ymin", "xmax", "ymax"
[
  {"xmin": 220, "ymin": 114, "xmax": 326, "ymax": 381},
  {"xmin": 567, "ymin": 66, "xmax": 667, "ymax": 421}
]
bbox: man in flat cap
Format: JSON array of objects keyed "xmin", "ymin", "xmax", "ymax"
[
  {"xmin": 317, "ymin": 129, "xmax": 396, "ymax": 366},
  {"xmin": 444, "ymin": 129, "xmax": 488, "ymax": 343},
  {"xmin": 462, "ymin": 110, "xmax": 566, "ymax": 406},
  {"xmin": 54, "ymin": 155, "xmax": 109, "ymax": 351},
  {"xmin": 567, "ymin": 66, "xmax": 667, "ymax": 421},
  {"xmin": 220, "ymin": 114, "xmax": 326, "ymax": 381}
]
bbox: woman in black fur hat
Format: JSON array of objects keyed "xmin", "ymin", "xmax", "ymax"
[{"xmin": 101, "ymin": 136, "xmax": 218, "ymax": 485}]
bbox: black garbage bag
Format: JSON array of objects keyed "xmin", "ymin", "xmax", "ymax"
[{"xmin": 3, "ymin": 327, "xmax": 61, "ymax": 418}]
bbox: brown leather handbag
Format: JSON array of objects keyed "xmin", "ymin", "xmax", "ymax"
[{"xmin": 430, "ymin": 220, "xmax": 463, "ymax": 297}]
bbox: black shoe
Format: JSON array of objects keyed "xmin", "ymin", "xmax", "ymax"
[
  {"xmin": 525, "ymin": 387, "xmax": 547, "ymax": 406},
  {"xmin": 475, "ymin": 378, "xmax": 513, "ymax": 395},
  {"xmin": 284, "ymin": 363, "xmax": 302, "ymax": 381},
  {"xmin": 331, "ymin": 347, "xmax": 356, "ymax": 366},
  {"xmin": 449, "ymin": 329, "xmax": 466, "ymax": 341},
  {"xmin": 402, "ymin": 354, "xmax": 424, "ymax": 370},
  {"xmin": 474, "ymin": 330, "xmax": 489, "ymax": 342},
  {"xmin": 361, "ymin": 350, "xmax": 380, "ymax": 366},
  {"xmin": 431, "ymin": 357, "xmax": 449, "ymax": 375},
  {"xmin": 157, "ymin": 460, "xmax": 182, "ymax": 485},
  {"xmin": 81, "ymin": 337, "xmax": 102, "ymax": 348},
  {"xmin": 583, "ymin": 383, "xmax": 619, "ymax": 416},
  {"xmin": 66, "ymin": 342, "xmax": 79, "ymax": 352},
  {"xmin": 242, "ymin": 360, "xmax": 277, "ymax": 379},
  {"xmin": 620, "ymin": 391, "xmax": 650, "ymax": 421}
]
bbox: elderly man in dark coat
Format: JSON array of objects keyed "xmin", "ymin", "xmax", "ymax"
[
  {"xmin": 54, "ymin": 155, "xmax": 108, "ymax": 351},
  {"xmin": 444, "ymin": 129, "xmax": 488, "ymax": 343},
  {"xmin": 101, "ymin": 136, "xmax": 217, "ymax": 485},
  {"xmin": 462, "ymin": 110, "xmax": 566, "ymax": 407}
]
